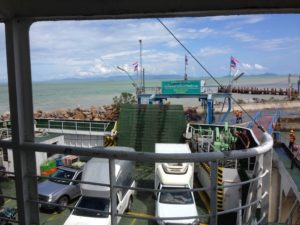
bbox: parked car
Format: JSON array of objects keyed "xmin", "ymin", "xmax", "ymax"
[
  {"xmin": 64, "ymin": 150, "xmax": 135, "ymax": 225},
  {"xmin": 38, "ymin": 166, "xmax": 82, "ymax": 212},
  {"xmin": 155, "ymin": 144, "xmax": 199, "ymax": 225}
]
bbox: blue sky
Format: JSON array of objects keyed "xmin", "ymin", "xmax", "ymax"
[{"xmin": 0, "ymin": 14, "xmax": 300, "ymax": 82}]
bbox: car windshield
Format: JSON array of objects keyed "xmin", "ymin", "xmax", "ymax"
[
  {"xmin": 159, "ymin": 187, "xmax": 194, "ymax": 204},
  {"xmin": 73, "ymin": 196, "xmax": 110, "ymax": 218},
  {"xmin": 50, "ymin": 168, "xmax": 75, "ymax": 184}
]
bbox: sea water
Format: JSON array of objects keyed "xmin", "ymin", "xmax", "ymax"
[
  {"xmin": 0, "ymin": 75, "xmax": 295, "ymax": 114},
  {"xmin": 0, "ymin": 80, "xmax": 160, "ymax": 114}
]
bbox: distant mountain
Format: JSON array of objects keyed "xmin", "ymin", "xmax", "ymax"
[
  {"xmin": 35, "ymin": 74, "xmax": 190, "ymax": 83},
  {"xmin": 5, "ymin": 72, "xmax": 287, "ymax": 84},
  {"xmin": 250, "ymin": 72, "xmax": 279, "ymax": 77}
]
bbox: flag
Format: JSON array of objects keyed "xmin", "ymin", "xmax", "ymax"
[
  {"xmin": 132, "ymin": 61, "xmax": 138, "ymax": 72},
  {"xmin": 185, "ymin": 55, "xmax": 188, "ymax": 66},
  {"xmin": 230, "ymin": 56, "xmax": 239, "ymax": 69}
]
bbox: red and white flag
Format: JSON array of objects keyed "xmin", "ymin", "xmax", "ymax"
[
  {"xmin": 132, "ymin": 61, "xmax": 138, "ymax": 72},
  {"xmin": 230, "ymin": 56, "xmax": 239, "ymax": 69}
]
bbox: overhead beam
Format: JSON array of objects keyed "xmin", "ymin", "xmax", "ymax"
[{"xmin": 0, "ymin": 0, "xmax": 300, "ymax": 21}]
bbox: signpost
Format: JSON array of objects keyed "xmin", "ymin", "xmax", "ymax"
[{"xmin": 161, "ymin": 80, "xmax": 201, "ymax": 95}]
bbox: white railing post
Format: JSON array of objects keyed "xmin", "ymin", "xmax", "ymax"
[
  {"xmin": 48, "ymin": 120, "xmax": 51, "ymax": 132},
  {"xmin": 260, "ymin": 149, "xmax": 273, "ymax": 224}
]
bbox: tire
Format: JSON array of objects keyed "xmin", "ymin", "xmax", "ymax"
[
  {"xmin": 57, "ymin": 196, "xmax": 69, "ymax": 213},
  {"xmin": 126, "ymin": 196, "xmax": 133, "ymax": 212}
]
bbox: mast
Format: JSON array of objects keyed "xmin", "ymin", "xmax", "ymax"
[
  {"xmin": 229, "ymin": 56, "xmax": 232, "ymax": 86},
  {"xmin": 143, "ymin": 68, "xmax": 145, "ymax": 93},
  {"xmin": 288, "ymin": 73, "xmax": 291, "ymax": 100},
  {"xmin": 184, "ymin": 55, "xmax": 188, "ymax": 80},
  {"xmin": 139, "ymin": 39, "xmax": 143, "ymax": 93}
]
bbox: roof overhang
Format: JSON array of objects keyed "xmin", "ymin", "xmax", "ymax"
[{"xmin": 0, "ymin": 0, "xmax": 300, "ymax": 22}]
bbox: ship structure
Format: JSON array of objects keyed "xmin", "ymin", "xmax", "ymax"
[{"xmin": 1, "ymin": 78, "xmax": 299, "ymax": 224}]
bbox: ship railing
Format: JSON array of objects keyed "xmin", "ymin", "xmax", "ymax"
[
  {"xmin": 247, "ymin": 111, "xmax": 262, "ymax": 129},
  {"xmin": 0, "ymin": 121, "xmax": 11, "ymax": 129},
  {"xmin": 45, "ymin": 119, "xmax": 111, "ymax": 134},
  {"xmin": 185, "ymin": 123, "xmax": 214, "ymax": 139},
  {"xmin": 137, "ymin": 86, "xmax": 162, "ymax": 94},
  {"xmin": 0, "ymin": 128, "xmax": 12, "ymax": 140},
  {"xmin": 267, "ymin": 110, "xmax": 280, "ymax": 134},
  {"xmin": 187, "ymin": 125, "xmax": 214, "ymax": 152},
  {"xmin": 2, "ymin": 131, "xmax": 272, "ymax": 225}
]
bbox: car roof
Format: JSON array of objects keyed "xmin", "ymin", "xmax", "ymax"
[{"xmin": 57, "ymin": 166, "xmax": 81, "ymax": 172}]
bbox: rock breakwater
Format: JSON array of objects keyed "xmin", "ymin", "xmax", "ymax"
[{"xmin": 1, "ymin": 105, "xmax": 119, "ymax": 122}]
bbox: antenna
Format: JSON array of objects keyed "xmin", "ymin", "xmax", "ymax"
[
  {"xmin": 233, "ymin": 72, "xmax": 245, "ymax": 81},
  {"xmin": 139, "ymin": 40, "xmax": 143, "ymax": 93},
  {"xmin": 116, "ymin": 66, "xmax": 137, "ymax": 88}
]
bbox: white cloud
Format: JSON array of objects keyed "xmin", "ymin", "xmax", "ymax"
[
  {"xmin": 254, "ymin": 64, "xmax": 265, "ymax": 70},
  {"xmin": 199, "ymin": 47, "xmax": 231, "ymax": 57},
  {"xmin": 74, "ymin": 70, "xmax": 91, "ymax": 77},
  {"xmin": 240, "ymin": 63, "xmax": 266, "ymax": 72},
  {"xmin": 0, "ymin": 15, "xmax": 295, "ymax": 82},
  {"xmin": 211, "ymin": 15, "xmax": 264, "ymax": 22},
  {"xmin": 211, "ymin": 15, "xmax": 265, "ymax": 28},
  {"xmin": 238, "ymin": 15, "xmax": 265, "ymax": 25},
  {"xmin": 102, "ymin": 50, "xmax": 139, "ymax": 60},
  {"xmin": 256, "ymin": 37, "xmax": 300, "ymax": 51},
  {"xmin": 210, "ymin": 16, "xmax": 235, "ymax": 21},
  {"xmin": 63, "ymin": 58, "xmax": 91, "ymax": 66},
  {"xmin": 74, "ymin": 59, "xmax": 116, "ymax": 77},
  {"xmin": 93, "ymin": 64, "xmax": 115, "ymax": 74},
  {"xmin": 29, "ymin": 20, "xmax": 181, "ymax": 80},
  {"xmin": 165, "ymin": 40, "xmax": 180, "ymax": 48},
  {"xmin": 198, "ymin": 27, "xmax": 214, "ymax": 34},
  {"xmin": 230, "ymin": 32, "xmax": 256, "ymax": 42},
  {"xmin": 241, "ymin": 63, "xmax": 252, "ymax": 70}
]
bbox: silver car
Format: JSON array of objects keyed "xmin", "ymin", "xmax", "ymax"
[{"xmin": 38, "ymin": 166, "xmax": 82, "ymax": 212}]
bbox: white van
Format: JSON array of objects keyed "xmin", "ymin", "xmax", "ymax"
[
  {"xmin": 155, "ymin": 143, "xmax": 199, "ymax": 225},
  {"xmin": 64, "ymin": 147, "xmax": 135, "ymax": 225},
  {"xmin": 63, "ymin": 182, "xmax": 135, "ymax": 225}
]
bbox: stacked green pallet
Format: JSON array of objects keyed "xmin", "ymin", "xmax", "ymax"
[{"xmin": 117, "ymin": 104, "xmax": 186, "ymax": 152}]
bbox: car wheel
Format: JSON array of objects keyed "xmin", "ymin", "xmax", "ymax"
[
  {"xmin": 57, "ymin": 196, "xmax": 69, "ymax": 213},
  {"xmin": 126, "ymin": 196, "xmax": 133, "ymax": 212}
]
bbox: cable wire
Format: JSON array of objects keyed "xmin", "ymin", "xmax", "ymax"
[{"xmin": 157, "ymin": 18, "xmax": 265, "ymax": 132}]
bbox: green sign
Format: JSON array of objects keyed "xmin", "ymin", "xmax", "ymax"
[{"xmin": 161, "ymin": 80, "xmax": 201, "ymax": 95}]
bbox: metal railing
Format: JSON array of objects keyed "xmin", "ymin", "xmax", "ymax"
[
  {"xmin": 247, "ymin": 112, "xmax": 262, "ymax": 129},
  {"xmin": 9, "ymin": 131, "xmax": 273, "ymax": 225},
  {"xmin": 267, "ymin": 110, "xmax": 281, "ymax": 134},
  {"xmin": 45, "ymin": 120, "xmax": 111, "ymax": 134},
  {"xmin": 0, "ymin": 128, "xmax": 11, "ymax": 139}
]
